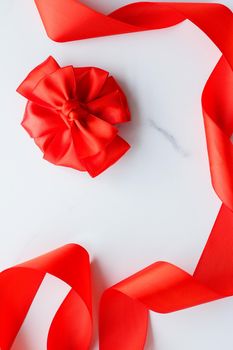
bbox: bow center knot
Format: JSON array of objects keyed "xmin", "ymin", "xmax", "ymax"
[{"xmin": 61, "ymin": 99, "xmax": 86, "ymax": 122}]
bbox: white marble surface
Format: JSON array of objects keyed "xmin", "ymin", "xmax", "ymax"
[{"xmin": 0, "ymin": 0, "xmax": 233, "ymax": 349}]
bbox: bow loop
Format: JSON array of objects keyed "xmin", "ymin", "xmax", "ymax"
[{"xmin": 27, "ymin": 66, "xmax": 77, "ymax": 110}]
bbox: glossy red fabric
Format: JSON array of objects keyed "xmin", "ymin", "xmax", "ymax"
[
  {"xmin": 0, "ymin": 244, "xmax": 92, "ymax": 350},
  {"xmin": 17, "ymin": 57, "xmax": 130, "ymax": 177},
  {"xmin": 1, "ymin": 1, "xmax": 233, "ymax": 350}
]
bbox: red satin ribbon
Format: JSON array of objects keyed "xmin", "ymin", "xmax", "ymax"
[
  {"xmin": 0, "ymin": 244, "xmax": 92, "ymax": 350},
  {"xmin": 17, "ymin": 57, "xmax": 130, "ymax": 177},
  {"xmin": 1, "ymin": 1, "xmax": 233, "ymax": 349}
]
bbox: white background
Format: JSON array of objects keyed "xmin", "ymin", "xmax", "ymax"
[{"xmin": 1, "ymin": 0, "xmax": 233, "ymax": 349}]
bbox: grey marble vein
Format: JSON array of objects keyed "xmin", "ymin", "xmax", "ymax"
[{"xmin": 148, "ymin": 119, "xmax": 189, "ymax": 157}]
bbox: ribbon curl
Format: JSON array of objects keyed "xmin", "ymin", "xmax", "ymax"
[
  {"xmin": 1, "ymin": 1, "xmax": 233, "ymax": 350},
  {"xmin": 17, "ymin": 56, "xmax": 130, "ymax": 177},
  {"xmin": 0, "ymin": 244, "xmax": 92, "ymax": 350}
]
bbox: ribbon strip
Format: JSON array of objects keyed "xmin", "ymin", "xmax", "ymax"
[
  {"xmin": 0, "ymin": 1, "xmax": 233, "ymax": 349},
  {"xmin": 1, "ymin": 206, "xmax": 233, "ymax": 350}
]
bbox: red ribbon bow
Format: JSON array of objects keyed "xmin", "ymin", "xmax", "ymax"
[{"xmin": 17, "ymin": 56, "xmax": 130, "ymax": 177}]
